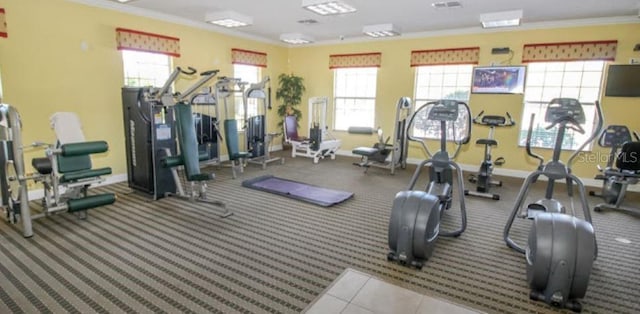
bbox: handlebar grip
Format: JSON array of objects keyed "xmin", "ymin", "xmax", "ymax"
[
  {"xmin": 181, "ymin": 67, "xmax": 197, "ymax": 75},
  {"xmin": 201, "ymin": 69, "xmax": 220, "ymax": 76}
]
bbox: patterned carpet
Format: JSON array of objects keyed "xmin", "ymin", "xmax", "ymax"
[{"xmin": 0, "ymin": 152, "xmax": 638, "ymax": 314}]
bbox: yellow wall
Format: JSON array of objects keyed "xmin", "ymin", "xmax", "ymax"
[
  {"xmin": 0, "ymin": 0, "xmax": 288, "ymax": 176},
  {"xmin": 288, "ymin": 23, "xmax": 640, "ymax": 178},
  {"xmin": 1, "ymin": 0, "xmax": 639, "ymax": 180}
]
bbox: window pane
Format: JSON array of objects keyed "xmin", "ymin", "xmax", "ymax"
[
  {"xmin": 519, "ymin": 60, "xmax": 604, "ymax": 150},
  {"xmin": 413, "ymin": 64, "xmax": 473, "ymax": 140},
  {"xmin": 333, "ymin": 68, "xmax": 378, "ymax": 130},
  {"xmin": 122, "ymin": 50, "xmax": 171, "ymax": 88},
  {"xmin": 234, "ymin": 64, "xmax": 261, "ymax": 128}
]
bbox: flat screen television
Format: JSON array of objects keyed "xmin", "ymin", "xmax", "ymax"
[
  {"xmin": 471, "ymin": 66, "xmax": 526, "ymax": 94},
  {"xmin": 605, "ymin": 64, "xmax": 640, "ymax": 97}
]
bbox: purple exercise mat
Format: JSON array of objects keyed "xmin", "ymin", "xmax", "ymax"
[{"xmin": 242, "ymin": 175, "xmax": 353, "ymax": 207}]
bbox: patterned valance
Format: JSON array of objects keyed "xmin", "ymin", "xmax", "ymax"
[
  {"xmin": 410, "ymin": 47, "xmax": 480, "ymax": 66},
  {"xmin": 0, "ymin": 9, "xmax": 7, "ymax": 38},
  {"xmin": 329, "ymin": 53, "xmax": 382, "ymax": 69},
  {"xmin": 116, "ymin": 28, "xmax": 180, "ymax": 57},
  {"xmin": 231, "ymin": 49, "xmax": 267, "ymax": 68},
  {"xmin": 522, "ymin": 40, "xmax": 617, "ymax": 63}
]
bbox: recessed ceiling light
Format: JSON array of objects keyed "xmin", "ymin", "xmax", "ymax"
[
  {"xmin": 363, "ymin": 23, "xmax": 401, "ymax": 38},
  {"xmin": 280, "ymin": 33, "xmax": 315, "ymax": 44},
  {"xmin": 205, "ymin": 11, "xmax": 253, "ymax": 28},
  {"xmin": 480, "ymin": 10, "xmax": 523, "ymax": 28},
  {"xmin": 302, "ymin": 0, "xmax": 356, "ymax": 16},
  {"xmin": 112, "ymin": 0, "xmax": 136, "ymax": 3}
]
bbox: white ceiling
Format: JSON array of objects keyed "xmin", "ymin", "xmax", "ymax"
[{"xmin": 94, "ymin": 0, "xmax": 640, "ymax": 44}]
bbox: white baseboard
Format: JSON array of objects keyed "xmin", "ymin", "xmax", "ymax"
[{"xmin": 337, "ymin": 151, "xmax": 640, "ymax": 193}]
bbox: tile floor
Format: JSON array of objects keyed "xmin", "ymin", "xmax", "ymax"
[{"xmin": 303, "ymin": 269, "xmax": 483, "ymax": 314}]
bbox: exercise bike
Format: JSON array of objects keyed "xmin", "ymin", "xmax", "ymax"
[
  {"xmin": 387, "ymin": 99, "xmax": 471, "ymax": 269},
  {"xmin": 465, "ymin": 111, "xmax": 515, "ymax": 200},
  {"xmin": 589, "ymin": 125, "xmax": 640, "ymax": 215},
  {"xmin": 504, "ymin": 98, "xmax": 603, "ymax": 312}
]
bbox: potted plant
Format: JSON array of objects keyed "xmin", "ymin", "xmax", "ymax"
[{"xmin": 275, "ymin": 73, "xmax": 305, "ymax": 136}]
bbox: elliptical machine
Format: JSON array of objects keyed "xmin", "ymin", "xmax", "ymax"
[
  {"xmin": 387, "ymin": 99, "xmax": 471, "ymax": 269},
  {"xmin": 503, "ymin": 98, "xmax": 603, "ymax": 312},
  {"xmin": 465, "ymin": 111, "xmax": 515, "ymax": 200}
]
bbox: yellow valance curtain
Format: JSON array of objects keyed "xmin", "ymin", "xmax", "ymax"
[
  {"xmin": 0, "ymin": 9, "xmax": 7, "ymax": 38},
  {"xmin": 329, "ymin": 53, "xmax": 382, "ymax": 69},
  {"xmin": 522, "ymin": 40, "xmax": 617, "ymax": 63},
  {"xmin": 116, "ymin": 28, "xmax": 180, "ymax": 57},
  {"xmin": 410, "ymin": 47, "xmax": 480, "ymax": 66},
  {"xmin": 231, "ymin": 49, "xmax": 268, "ymax": 68}
]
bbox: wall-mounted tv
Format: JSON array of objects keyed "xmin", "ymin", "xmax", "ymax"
[
  {"xmin": 605, "ymin": 64, "xmax": 640, "ymax": 97},
  {"xmin": 471, "ymin": 66, "xmax": 526, "ymax": 94}
]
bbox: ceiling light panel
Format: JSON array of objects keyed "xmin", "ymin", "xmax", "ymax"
[
  {"xmin": 363, "ymin": 24, "xmax": 401, "ymax": 38},
  {"xmin": 280, "ymin": 33, "xmax": 315, "ymax": 44},
  {"xmin": 205, "ymin": 11, "xmax": 253, "ymax": 28},
  {"xmin": 480, "ymin": 10, "xmax": 522, "ymax": 28},
  {"xmin": 302, "ymin": 0, "xmax": 356, "ymax": 16}
]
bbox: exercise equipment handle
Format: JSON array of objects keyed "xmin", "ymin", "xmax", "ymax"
[
  {"xmin": 154, "ymin": 66, "xmax": 197, "ymax": 99},
  {"xmin": 472, "ymin": 110, "xmax": 485, "ymax": 124},
  {"xmin": 181, "ymin": 67, "xmax": 197, "ymax": 75},
  {"xmin": 406, "ymin": 102, "xmax": 433, "ymax": 158},
  {"xmin": 505, "ymin": 112, "xmax": 516, "ymax": 126},
  {"xmin": 179, "ymin": 69, "xmax": 220, "ymax": 101},
  {"xmin": 200, "ymin": 69, "xmax": 220, "ymax": 76},
  {"xmin": 569, "ymin": 100, "xmax": 604, "ymax": 168},
  {"xmin": 525, "ymin": 113, "xmax": 545, "ymax": 167},
  {"xmin": 545, "ymin": 115, "xmax": 585, "ymax": 134}
]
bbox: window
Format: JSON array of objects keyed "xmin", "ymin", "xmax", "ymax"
[
  {"xmin": 519, "ymin": 61, "xmax": 604, "ymax": 150},
  {"xmin": 334, "ymin": 67, "xmax": 378, "ymax": 131},
  {"xmin": 412, "ymin": 64, "xmax": 473, "ymax": 139},
  {"xmin": 122, "ymin": 50, "xmax": 171, "ymax": 87},
  {"xmin": 233, "ymin": 64, "xmax": 260, "ymax": 128}
]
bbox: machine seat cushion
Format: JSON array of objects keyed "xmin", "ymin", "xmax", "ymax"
[
  {"xmin": 163, "ymin": 152, "xmax": 215, "ymax": 168},
  {"xmin": 187, "ymin": 173, "xmax": 215, "ymax": 182},
  {"xmin": 229, "ymin": 152, "xmax": 250, "ymax": 160},
  {"xmin": 476, "ymin": 139, "xmax": 498, "ymax": 146},
  {"xmin": 352, "ymin": 147, "xmax": 379, "ymax": 156},
  {"xmin": 31, "ymin": 157, "xmax": 53, "ymax": 175},
  {"xmin": 60, "ymin": 167, "xmax": 112, "ymax": 183}
]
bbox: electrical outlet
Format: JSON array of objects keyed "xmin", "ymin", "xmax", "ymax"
[{"xmin": 630, "ymin": 58, "xmax": 640, "ymax": 64}]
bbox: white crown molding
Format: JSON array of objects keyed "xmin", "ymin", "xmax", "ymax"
[{"xmin": 64, "ymin": 0, "xmax": 282, "ymax": 46}]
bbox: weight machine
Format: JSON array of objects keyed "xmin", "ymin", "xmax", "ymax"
[
  {"xmin": 0, "ymin": 105, "xmax": 115, "ymax": 238},
  {"xmin": 192, "ymin": 88, "xmax": 222, "ymax": 165},
  {"xmin": 244, "ymin": 76, "xmax": 284, "ymax": 169},
  {"xmin": 216, "ymin": 76, "xmax": 249, "ymax": 179},
  {"xmin": 284, "ymin": 96, "xmax": 341, "ymax": 163},
  {"xmin": 122, "ymin": 66, "xmax": 221, "ymax": 199},
  {"xmin": 350, "ymin": 97, "xmax": 413, "ymax": 174}
]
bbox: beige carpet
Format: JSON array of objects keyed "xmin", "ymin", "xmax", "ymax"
[{"xmin": 0, "ymin": 152, "xmax": 638, "ymax": 313}]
